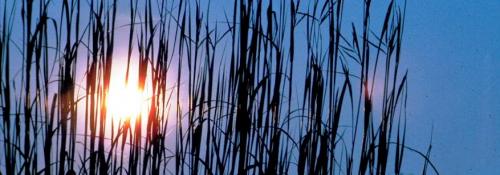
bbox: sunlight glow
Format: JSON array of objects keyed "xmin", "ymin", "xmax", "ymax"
[{"xmin": 106, "ymin": 81, "xmax": 147, "ymax": 121}]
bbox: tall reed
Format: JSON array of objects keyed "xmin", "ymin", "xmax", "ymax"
[{"xmin": 0, "ymin": 0, "xmax": 439, "ymax": 174}]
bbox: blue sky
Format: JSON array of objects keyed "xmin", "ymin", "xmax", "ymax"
[
  {"xmin": 402, "ymin": 0, "xmax": 500, "ymax": 174},
  {"xmin": 1, "ymin": 0, "xmax": 499, "ymax": 174}
]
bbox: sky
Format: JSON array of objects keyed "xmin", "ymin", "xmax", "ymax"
[
  {"xmin": 1, "ymin": 0, "xmax": 500, "ymax": 174},
  {"xmin": 402, "ymin": 0, "xmax": 500, "ymax": 174}
]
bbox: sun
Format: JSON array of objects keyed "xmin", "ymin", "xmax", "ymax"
[
  {"xmin": 106, "ymin": 81, "xmax": 146, "ymax": 121},
  {"xmin": 104, "ymin": 56, "xmax": 153, "ymax": 122}
]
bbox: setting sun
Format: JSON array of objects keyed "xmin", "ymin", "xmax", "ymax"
[{"xmin": 106, "ymin": 82, "xmax": 147, "ymax": 120}]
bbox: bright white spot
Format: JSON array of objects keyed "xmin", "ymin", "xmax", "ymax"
[{"xmin": 106, "ymin": 82, "xmax": 146, "ymax": 121}]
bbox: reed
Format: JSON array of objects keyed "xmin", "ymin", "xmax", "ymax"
[{"xmin": 0, "ymin": 0, "xmax": 439, "ymax": 174}]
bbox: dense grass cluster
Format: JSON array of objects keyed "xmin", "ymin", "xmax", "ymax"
[{"xmin": 0, "ymin": 0, "xmax": 438, "ymax": 174}]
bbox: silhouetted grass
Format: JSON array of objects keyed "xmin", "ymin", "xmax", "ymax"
[{"xmin": 0, "ymin": 0, "xmax": 439, "ymax": 174}]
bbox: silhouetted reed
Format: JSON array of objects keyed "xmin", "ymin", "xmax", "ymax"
[{"xmin": 0, "ymin": 0, "xmax": 439, "ymax": 174}]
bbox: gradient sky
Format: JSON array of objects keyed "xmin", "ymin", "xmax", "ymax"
[{"xmin": 2, "ymin": 0, "xmax": 499, "ymax": 174}]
